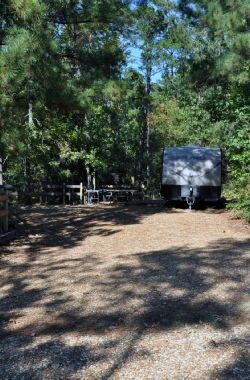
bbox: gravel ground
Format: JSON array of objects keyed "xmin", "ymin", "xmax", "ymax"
[{"xmin": 0, "ymin": 203, "xmax": 250, "ymax": 379}]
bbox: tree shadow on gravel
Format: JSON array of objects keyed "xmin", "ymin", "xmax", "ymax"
[
  {"xmin": 210, "ymin": 340, "xmax": 250, "ymax": 379},
  {"xmin": 5, "ymin": 204, "xmax": 164, "ymax": 250},
  {"xmin": 0, "ymin": 336, "xmax": 104, "ymax": 380},
  {"xmin": 0, "ymin": 205, "xmax": 250, "ymax": 378}
]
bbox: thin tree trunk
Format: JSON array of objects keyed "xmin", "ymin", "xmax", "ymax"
[
  {"xmin": 25, "ymin": 102, "xmax": 32, "ymax": 205},
  {"xmin": 0, "ymin": 157, "xmax": 2, "ymax": 186},
  {"xmin": 138, "ymin": 118, "xmax": 145, "ymax": 188},
  {"xmin": 145, "ymin": 55, "xmax": 152, "ymax": 199}
]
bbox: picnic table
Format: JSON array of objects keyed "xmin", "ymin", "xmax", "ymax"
[{"xmin": 100, "ymin": 188, "xmax": 144, "ymax": 203}]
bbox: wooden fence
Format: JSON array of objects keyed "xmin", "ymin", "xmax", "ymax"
[
  {"xmin": 4, "ymin": 183, "xmax": 88, "ymax": 205},
  {"xmin": 0, "ymin": 187, "xmax": 8, "ymax": 233},
  {"xmin": 2, "ymin": 183, "xmax": 145, "ymax": 209}
]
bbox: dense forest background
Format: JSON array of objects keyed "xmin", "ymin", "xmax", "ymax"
[{"xmin": 0, "ymin": 0, "xmax": 249, "ymax": 220}]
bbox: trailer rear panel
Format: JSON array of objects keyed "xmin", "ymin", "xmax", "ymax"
[{"xmin": 160, "ymin": 146, "xmax": 222, "ymax": 203}]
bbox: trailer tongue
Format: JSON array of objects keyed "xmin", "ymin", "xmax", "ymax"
[{"xmin": 160, "ymin": 146, "xmax": 222, "ymax": 209}]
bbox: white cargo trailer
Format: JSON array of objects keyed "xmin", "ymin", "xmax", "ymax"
[{"xmin": 160, "ymin": 146, "xmax": 222, "ymax": 208}]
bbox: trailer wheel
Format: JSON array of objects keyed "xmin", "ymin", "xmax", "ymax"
[
  {"xmin": 216, "ymin": 198, "xmax": 226, "ymax": 209},
  {"xmin": 196, "ymin": 199, "xmax": 206, "ymax": 210}
]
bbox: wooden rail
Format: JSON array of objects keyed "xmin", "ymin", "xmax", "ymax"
[
  {"xmin": 4, "ymin": 183, "xmax": 88, "ymax": 205},
  {"xmin": 3, "ymin": 184, "xmax": 145, "ymax": 205}
]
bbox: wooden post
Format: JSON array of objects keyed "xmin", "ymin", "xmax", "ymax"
[
  {"xmin": 80, "ymin": 182, "xmax": 83, "ymax": 204},
  {"xmin": 84, "ymin": 187, "xmax": 87, "ymax": 204},
  {"xmin": 68, "ymin": 186, "xmax": 71, "ymax": 204},
  {"xmin": 63, "ymin": 183, "xmax": 66, "ymax": 205},
  {"xmin": 4, "ymin": 189, "xmax": 8, "ymax": 232},
  {"xmin": 93, "ymin": 171, "xmax": 96, "ymax": 190},
  {"xmin": 0, "ymin": 187, "xmax": 8, "ymax": 233}
]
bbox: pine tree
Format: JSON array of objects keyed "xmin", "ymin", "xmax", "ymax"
[
  {"xmin": 0, "ymin": 0, "xmax": 128, "ymax": 186},
  {"xmin": 127, "ymin": 0, "xmax": 178, "ymax": 195}
]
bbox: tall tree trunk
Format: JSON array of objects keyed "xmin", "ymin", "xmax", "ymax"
[
  {"xmin": 145, "ymin": 55, "xmax": 152, "ymax": 199},
  {"xmin": 0, "ymin": 157, "xmax": 2, "ymax": 186},
  {"xmin": 25, "ymin": 102, "xmax": 32, "ymax": 204},
  {"xmin": 138, "ymin": 117, "xmax": 145, "ymax": 188}
]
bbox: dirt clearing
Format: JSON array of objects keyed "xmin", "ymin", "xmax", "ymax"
[{"xmin": 0, "ymin": 203, "xmax": 250, "ymax": 379}]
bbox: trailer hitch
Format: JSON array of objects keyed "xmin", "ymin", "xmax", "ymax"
[{"xmin": 186, "ymin": 186, "xmax": 195, "ymax": 210}]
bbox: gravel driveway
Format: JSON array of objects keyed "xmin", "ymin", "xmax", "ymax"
[{"xmin": 0, "ymin": 203, "xmax": 250, "ymax": 379}]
